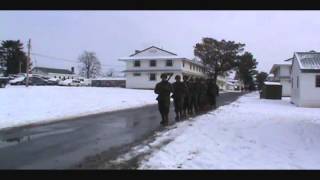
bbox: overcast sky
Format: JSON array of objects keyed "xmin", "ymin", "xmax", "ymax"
[{"xmin": 1, "ymin": 11, "xmax": 320, "ymax": 73}]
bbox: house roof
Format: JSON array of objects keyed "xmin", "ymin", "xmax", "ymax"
[
  {"xmin": 295, "ymin": 52, "xmax": 320, "ymax": 71},
  {"xmin": 270, "ymin": 63, "xmax": 291, "ymax": 74},
  {"xmin": 119, "ymin": 56, "xmax": 186, "ymax": 61},
  {"xmin": 119, "ymin": 46, "xmax": 207, "ymax": 69},
  {"xmin": 129, "ymin": 46, "xmax": 177, "ymax": 57},
  {"xmin": 32, "ymin": 67, "xmax": 73, "ymax": 74}
]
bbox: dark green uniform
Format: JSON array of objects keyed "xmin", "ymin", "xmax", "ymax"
[
  {"xmin": 182, "ymin": 80, "xmax": 192, "ymax": 117},
  {"xmin": 154, "ymin": 80, "xmax": 172, "ymax": 125},
  {"xmin": 198, "ymin": 78, "xmax": 208, "ymax": 112},
  {"xmin": 172, "ymin": 81, "xmax": 187, "ymax": 121},
  {"xmin": 207, "ymin": 79, "xmax": 217, "ymax": 109},
  {"xmin": 193, "ymin": 78, "xmax": 201, "ymax": 114}
]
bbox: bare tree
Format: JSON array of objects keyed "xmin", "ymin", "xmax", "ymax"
[{"xmin": 78, "ymin": 51, "xmax": 101, "ymax": 78}]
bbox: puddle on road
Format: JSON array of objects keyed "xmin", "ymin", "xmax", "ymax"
[{"xmin": 0, "ymin": 128, "xmax": 76, "ymax": 148}]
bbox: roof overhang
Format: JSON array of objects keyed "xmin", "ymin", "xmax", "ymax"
[
  {"xmin": 119, "ymin": 56, "xmax": 186, "ymax": 61},
  {"xmin": 269, "ymin": 63, "xmax": 291, "ymax": 74}
]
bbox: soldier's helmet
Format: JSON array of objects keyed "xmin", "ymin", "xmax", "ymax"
[
  {"xmin": 175, "ymin": 75, "xmax": 181, "ymax": 80},
  {"xmin": 160, "ymin": 73, "xmax": 167, "ymax": 79},
  {"xmin": 183, "ymin": 75, "xmax": 188, "ymax": 80}
]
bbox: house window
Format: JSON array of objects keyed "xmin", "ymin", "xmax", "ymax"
[
  {"xmin": 166, "ymin": 60, "xmax": 173, "ymax": 66},
  {"xmin": 297, "ymin": 76, "xmax": 299, "ymax": 88},
  {"xmin": 183, "ymin": 61, "xmax": 185, "ymax": 67},
  {"xmin": 150, "ymin": 60, "xmax": 156, "ymax": 67},
  {"xmin": 316, "ymin": 75, "xmax": 320, "ymax": 87},
  {"xmin": 134, "ymin": 60, "xmax": 140, "ymax": 67},
  {"xmin": 190, "ymin": 64, "xmax": 192, "ymax": 70},
  {"xmin": 291, "ymin": 78, "xmax": 293, "ymax": 88},
  {"xmin": 133, "ymin": 73, "xmax": 141, "ymax": 76},
  {"xmin": 149, "ymin": 73, "xmax": 156, "ymax": 81}
]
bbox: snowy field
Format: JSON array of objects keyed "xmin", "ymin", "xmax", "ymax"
[
  {"xmin": 127, "ymin": 92, "xmax": 320, "ymax": 169},
  {"xmin": 0, "ymin": 86, "xmax": 156, "ymax": 130}
]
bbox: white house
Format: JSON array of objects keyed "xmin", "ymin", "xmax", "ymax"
[
  {"xmin": 269, "ymin": 61, "xmax": 292, "ymax": 96},
  {"xmin": 119, "ymin": 46, "xmax": 211, "ymax": 89},
  {"xmin": 291, "ymin": 51, "xmax": 320, "ymax": 107}
]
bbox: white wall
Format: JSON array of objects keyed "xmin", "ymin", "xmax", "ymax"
[
  {"xmin": 182, "ymin": 60, "xmax": 206, "ymax": 76},
  {"xmin": 126, "ymin": 71, "xmax": 182, "ymax": 89},
  {"xmin": 126, "ymin": 59, "xmax": 182, "ymax": 70},
  {"xmin": 280, "ymin": 65, "xmax": 291, "ymax": 77},
  {"xmin": 280, "ymin": 79, "xmax": 291, "ymax": 96},
  {"xmin": 299, "ymin": 73, "xmax": 320, "ymax": 107},
  {"xmin": 291, "ymin": 55, "xmax": 320, "ymax": 107}
]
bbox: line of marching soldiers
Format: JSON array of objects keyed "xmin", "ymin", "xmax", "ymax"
[{"xmin": 154, "ymin": 73, "xmax": 219, "ymax": 126}]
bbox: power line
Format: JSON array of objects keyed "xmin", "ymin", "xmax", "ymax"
[{"xmin": 30, "ymin": 52, "xmax": 125, "ymax": 68}]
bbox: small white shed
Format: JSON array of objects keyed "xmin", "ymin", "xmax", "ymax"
[{"xmin": 291, "ymin": 51, "xmax": 320, "ymax": 107}]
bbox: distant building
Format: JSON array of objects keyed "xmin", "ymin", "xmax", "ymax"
[
  {"xmin": 269, "ymin": 61, "xmax": 292, "ymax": 96},
  {"xmin": 119, "ymin": 46, "xmax": 209, "ymax": 89},
  {"xmin": 32, "ymin": 66, "xmax": 79, "ymax": 80},
  {"xmin": 291, "ymin": 51, "xmax": 320, "ymax": 107},
  {"xmin": 225, "ymin": 79, "xmax": 243, "ymax": 91}
]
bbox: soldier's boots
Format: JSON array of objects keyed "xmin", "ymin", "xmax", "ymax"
[
  {"xmin": 160, "ymin": 120, "xmax": 169, "ymax": 126},
  {"xmin": 160, "ymin": 114, "xmax": 169, "ymax": 126},
  {"xmin": 175, "ymin": 113, "xmax": 181, "ymax": 121}
]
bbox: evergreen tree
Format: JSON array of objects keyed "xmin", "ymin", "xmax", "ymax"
[
  {"xmin": 256, "ymin": 71, "xmax": 269, "ymax": 90},
  {"xmin": 236, "ymin": 52, "xmax": 258, "ymax": 91},
  {"xmin": 0, "ymin": 40, "xmax": 27, "ymax": 75},
  {"xmin": 194, "ymin": 37, "xmax": 245, "ymax": 85}
]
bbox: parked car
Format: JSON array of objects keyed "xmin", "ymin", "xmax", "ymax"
[
  {"xmin": 9, "ymin": 76, "xmax": 26, "ymax": 85},
  {"xmin": 29, "ymin": 76, "xmax": 49, "ymax": 86},
  {"xmin": 10, "ymin": 76, "xmax": 49, "ymax": 86},
  {"xmin": 47, "ymin": 77, "xmax": 59, "ymax": 86},
  {"xmin": 0, "ymin": 77, "xmax": 9, "ymax": 88},
  {"xmin": 79, "ymin": 79, "xmax": 92, "ymax": 86},
  {"xmin": 58, "ymin": 79, "xmax": 81, "ymax": 86}
]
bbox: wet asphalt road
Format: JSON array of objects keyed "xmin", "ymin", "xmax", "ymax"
[{"xmin": 0, "ymin": 92, "xmax": 244, "ymax": 169}]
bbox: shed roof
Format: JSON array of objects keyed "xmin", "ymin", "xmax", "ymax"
[{"xmin": 295, "ymin": 52, "xmax": 320, "ymax": 70}]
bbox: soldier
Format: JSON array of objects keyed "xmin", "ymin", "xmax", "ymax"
[
  {"xmin": 172, "ymin": 75, "xmax": 187, "ymax": 121},
  {"xmin": 207, "ymin": 78, "xmax": 217, "ymax": 109},
  {"xmin": 188, "ymin": 77, "xmax": 196, "ymax": 115},
  {"xmin": 193, "ymin": 77, "xmax": 202, "ymax": 114},
  {"xmin": 198, "ymin": 78, "xmax": 209, "ymax": 112},
  {"xmin": 215, "ymin": 82, "xmax": 219, "ymax": 96},
  {"xmin": 182, "ymin": 75, "xmax": 191, "ymax": 118},
  {"xmin": 154, "ymin": 73, "xmax": 172, "ymax": 126}
]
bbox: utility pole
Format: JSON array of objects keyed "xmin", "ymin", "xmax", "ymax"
[{"xmin": 26, "ymin": 39, "xmax": 31, "ymax": 87}]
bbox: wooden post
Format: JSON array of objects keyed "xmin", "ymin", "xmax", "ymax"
[{"xmin": 26, "ymin": 39, "xmax": 31, "ymax": 87}]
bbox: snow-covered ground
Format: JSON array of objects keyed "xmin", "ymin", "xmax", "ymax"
[
  {"xmin": 0, "ymin": 86, "xmax": 156, "ymax": 130},
  {"xmin": 123, "ymin": 92, "xmax": 320, "ymax": 169}
]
